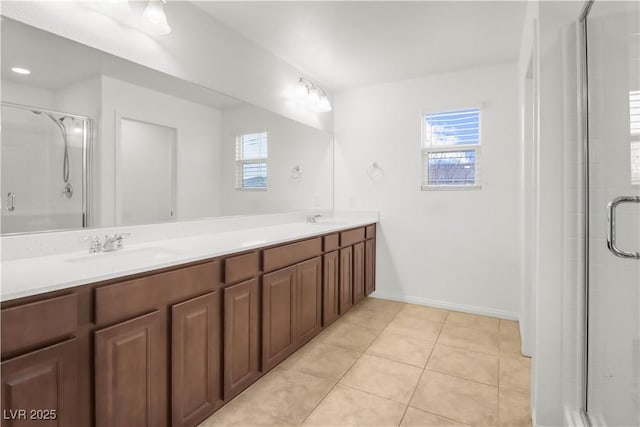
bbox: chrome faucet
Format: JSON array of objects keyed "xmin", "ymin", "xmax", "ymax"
[
  {"xmin": 306, "ymin": 214, "xmax": 323, "ymax": 223},
  {"xmin": 102, "ymin": 233, "xmax": 131, "ymax": 252},
  {"xmin": 83, "ymin": 235, "xmax": 102, "ymax": 254}
]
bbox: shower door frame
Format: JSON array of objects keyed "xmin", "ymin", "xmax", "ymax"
[{"xmin": 1, "ymin": 101, "xmax": 92, "ymax": 232}]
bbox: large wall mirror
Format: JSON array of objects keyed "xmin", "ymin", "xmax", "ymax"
[{"xmin": 0, "ymin": 18, "xmax": 334, "ymax": 235}]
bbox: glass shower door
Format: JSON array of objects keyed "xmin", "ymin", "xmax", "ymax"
[{"xmin": 585, "ymin": 1, "xmax": 640, "ymax": 426}]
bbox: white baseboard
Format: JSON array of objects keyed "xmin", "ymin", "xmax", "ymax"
[
  {"xmin": 371, "ymin": 291, "xmax": 519, "ymax": 320},
  {"xmin": 563, "ymin": 406, "xmax": 590, "ymax": 427}
]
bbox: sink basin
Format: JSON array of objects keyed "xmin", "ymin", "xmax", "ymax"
[
  {"xmin": 66, "ymin": 247, "xmax": 183, "ymax": 268},
  {"xmin": 311, "ymin": 220, "xmax": 349, "ymax": 226}
]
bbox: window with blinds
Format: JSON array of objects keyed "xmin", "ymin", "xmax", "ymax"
[
  {"xmin": 236, "ymin": 131, "xmax": 268, "ymax": 190},
  {"xmin": 422, "ymin": 108, "xmax": 481, "ymax": 190}
]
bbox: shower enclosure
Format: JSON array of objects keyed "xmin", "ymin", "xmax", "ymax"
[
  {"xmin": 1, "ymin": 102, "xmax": 90, "ymax": 234},
  {"xmin": 581, "ymin": 1, "xmax": 640, "ymax": 425}
]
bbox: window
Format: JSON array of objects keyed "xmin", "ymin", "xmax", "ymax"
[
  {"xmin": 236, "ymin": 131, "xmax": 268, "ymax": 190},
  {"xmin": 421, "ymin": 108, "xmax": 481, "ymax": 190}
]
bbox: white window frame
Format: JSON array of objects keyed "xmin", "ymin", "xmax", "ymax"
[
  {"xmin": 421, "ymin": 108, "xmax": 482, "ymax": 191},
  {"xmin": 235, "ymin": 131, "xmax": 268, "ymax": 191}
]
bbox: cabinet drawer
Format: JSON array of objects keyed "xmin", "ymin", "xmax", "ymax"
[
  {"xmin": 225, "ymin": 251, "xmax": 260, "ymax": 284},
  {"xmin": 340, "ymin": 228, "xmax": 365, "ymax": 246},
  {"xmin": 263, "ymin": 238, "xmax": 322, "ymax": 272},
  {"xmin": 324, "ymin": 234, "xmax": 339, "ymax": 252},
  {"xmin": 366, "ymin": 224, "xmax": 376, "ymax": 239},
  {"xmin": 1, "ymin": 294, "xmax": 78, "ymax": 356},
  {"xmin": 95, "ymin": 261, "xmax": 221, "ymax": 326}
]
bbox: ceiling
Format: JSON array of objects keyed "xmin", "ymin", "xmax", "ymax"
[
  {"xmin": 193, "ymin": 1, "xmax": 527, "ymax": 91},
  {"xmin": 1, "ymin": 18, "xmax": 244, "ymax": 110}
]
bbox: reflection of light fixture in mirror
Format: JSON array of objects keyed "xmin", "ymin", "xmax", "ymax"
[
  {"xmin": 294, "ymin": 78, "xmax": 332, "ymax": 113},
  {"xmin": 11, "ymin": 67, "xmax": 31, "ymax": 75},
  {"xmin": 290, "ymin": 165, "xmax": 302, "ymax": 181},
  {"xmin": 141, "ymin": 0, "xmax": 171, "ymax": 35}
]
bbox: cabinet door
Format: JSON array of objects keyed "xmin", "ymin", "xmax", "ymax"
[
  {"xmin": 365, "ymin": 239, "xmax": 376, "ymax": 296},
  {"xmin": 224, "ymin": 278, "xmax": 260, "ymax": 400},
  {"xmin": 262, "ymin": 266, "xmax": 297, "ymax": 371},
  {"xmin": 353, "ymin": 242, "xmax": 365, "ymax": 305},
  {"xmin": 1, "ymin": 338, "xmax": 77, "ymax": 427},
  {"xmin": 323, "ymin": 251, "xmax": 340, "ymax": 326},
  {"xmin": 95, "ymin": 311, "xmax": 166, "ymax": 427},
  {"xmin": 172, "ymin": 292, "xmax": 223, "ymax": 427},
  {"xmin": 296, "ymin": 257, "xmax": 322, "ymax": 344},
  {"xmin": 339, "ymin": 246, "xmax": 353, "ymax": 314}
]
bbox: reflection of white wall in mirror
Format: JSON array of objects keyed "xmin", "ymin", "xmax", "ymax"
[
  {"xmin": 100, "ymin": 75, "xmax": 222, "ymax": 226},
  {"xmin": 118, "ymin": 118, "xmax": 176, "ymax": 225},
  {"xmin": 221, "ymin": 105, "xmax": 333, "ymax": 216}
]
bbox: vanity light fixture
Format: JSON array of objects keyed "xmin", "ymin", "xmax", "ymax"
[
  {"xmin": 295, "ymin": 78, "xmax": 332, "ymax": 113},
  {"xmin": 11, "ymin": 67, "xmax": 31, "ymax": 75},
  {"xmin": 141, "ymin": 0, "xmax": 171, "ymax": 35}
]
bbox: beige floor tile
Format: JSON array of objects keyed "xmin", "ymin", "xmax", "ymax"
[
  {"xmin": 499, "ymin": 388, "xmax": 532, "ymax": 427},
  {"xmin": 438, "ymin": 324, "xmax": 500, "ymax": 355},
  {"xmin": 234, "ymin": 367, "xmax": 334, "ymax": 425},
  {"xmin": 199, "ymin": 400, "xmax": 294, "ymax": 426},
  {"xmin": 499, "ymin": 356, "xmax": 531, "ymax": 393},
  {"xmin": 279, "ymin": 340, "xmax": 360, "ymax": 381},
  {"xmin": 359, "ymin": 297, "xmax": 406, "ymax": 316},
  {"xmin": 315, "ymin": 319, "xmax": 380, "ymax": 353},
  {"xmin": 341, "ymin": 305, "xmax": 398, "ymax": 331},
  {"xmin": 303, "ymin": 384, "xmax": 406, "ymax": 426},
  {"xmin": 499, "ymin": 320, "xmax": 523, "ymax": 356},
  {"xmin": 397, "ymin": 304, "xmax": 449, "ymax": 323},
  {"xmin": 340, "ymin": 354, "xmax": 423, "ymax": 403},
  {"xmin": 366, "ymin": 330, "xmax": 435, "ymax": 367},
  {"xmin": 446, "ymin": 312, "xmax": 500, "ymax": 334},
  {"xmin": 385, "ymin": 315, "xmax": 444, "ymax": 341},
  {"xmin": 410, "ymin": 370, "xmax": 498, "ymax": 426},
  {"xmin": 427, "ymin": 344, "xmax": 499, "ymax": 386},
  {"xmin": 400, "ymin": 407, "xmax": 470, "ymax": 426}
]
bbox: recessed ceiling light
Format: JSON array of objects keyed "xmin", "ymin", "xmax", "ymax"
[{"xmin": 11, "ymin": 67, "xmax": 31, "ymax": 75}]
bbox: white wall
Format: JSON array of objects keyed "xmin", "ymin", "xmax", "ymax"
[
  {"xmin": 220, "ymin": 105, "xmax": 333, "ymax": 216},
  {"xmin": 100, "ymin": 75, "xmax": 222, "ymax": 226},
  {"xmin": 334, "ymin": 62, "xmax": 521, "ymax": 319},
  {"xmin": 0, "ymin": 1, "xmax": 333, "ymax": 132}
]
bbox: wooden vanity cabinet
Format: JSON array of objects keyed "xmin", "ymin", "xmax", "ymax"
[
  {"xmin": 353, "ymin": 242, "xmax": 365, "ymax": 305},
  {"xmin": 94, "ymin": 310, "xmax": 166, "ymax": 427},
  {"xmin": 1, "ymin": 338, "xmax": 78, "ymax": 427},
  {"xmin": 0, "ymin": 224, "xmax": 377, "ymax": 427},
  {"xmin": 339, "ymin": 246, "xmax": 353, "ymax": 314},
  {"xmin": 365, "ymin": 237, "xmax": 376, "ymax": 296},
  {"xmin": 223, "ymin": 278, "xmax": 260, "ymax": 400},
  {"xmin": 171, "ymin": 292, "xmax": 223, "ymax": 427},
  {"xmin": 322, "ymin": 250, "xmax": 340, "ymax": 326}
]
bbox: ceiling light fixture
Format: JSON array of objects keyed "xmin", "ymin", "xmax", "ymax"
[
  {"xmin": 141, "ymin": 0, "xmax": 171, "ymax": 35},
  {"xmin": 295, "ymin": 78, "xmax": 332, "ymax": 113},
  {"xmin": 11, "ymin": 67, "xmax": 31, "ymax": 75}
]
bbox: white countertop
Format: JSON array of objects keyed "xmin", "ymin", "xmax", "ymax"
[{"xmin": 1, "ymin": 217, "xmax": 376, "ymax": 302}]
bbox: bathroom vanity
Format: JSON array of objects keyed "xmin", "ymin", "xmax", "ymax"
[{"xmin": 0, "ymin": 221, "xmax": 376, "ymax": 427}]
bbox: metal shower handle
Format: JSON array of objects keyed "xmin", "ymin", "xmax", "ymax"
[
  {"xmin": 6, "ymin": 192, "xmax": 15, "ymax": 211},
  {"xmin": 606, "ymin": 195, "xmax": 640, "ymax": 259}
]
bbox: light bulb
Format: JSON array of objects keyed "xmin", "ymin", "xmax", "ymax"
[
  {"xmin": 317, "ymin": 94, "xmax": 332, "ymax": 112},
  {"xmin": 308, "ymin": 86, "xmax": 321, "ymax": 108},
  {"xmin": 141, "ymin": 0, "xmax": 171, "ymax": 35},
  {"xmin": 295, "ymin": 79, "xmax": 309, "ymax": 99}
]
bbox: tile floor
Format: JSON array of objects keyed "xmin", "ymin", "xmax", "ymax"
[{"xmin": 200, "ymin": 297, "xmax": 532, "ymax": 427}]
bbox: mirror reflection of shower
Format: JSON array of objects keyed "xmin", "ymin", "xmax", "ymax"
[
  {"xmin": 32, "ymin": 110, "xmax": 75, "ymax": 198},
  {"xmin": 1, "ymin": 102, "xmax": 90, "ymax": 234}
]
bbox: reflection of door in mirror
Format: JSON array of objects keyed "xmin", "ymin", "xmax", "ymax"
[
  {"xmin": 1, "ymin": 103, "xmax": 88, "ymax": 234},
  {"xmin": 117, "ymin": 117, "xmax": 177, "ymax": 226}
]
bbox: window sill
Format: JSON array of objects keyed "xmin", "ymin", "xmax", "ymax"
[
  {"xmin": 421, "ymin": 185, "xmax": 482, "ymax": 191},
  {"xmin": 235, "ymin": 188, "xmax": 267, "ymax": 192}
]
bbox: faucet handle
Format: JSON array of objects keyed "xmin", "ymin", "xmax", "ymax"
[
  {"xmin": 83, "ymin": 235, "xmax": 102, "ymax": 253},
  {"xmin": 114, "ymin": 232, "xmax": 131, "ymax": 249}
]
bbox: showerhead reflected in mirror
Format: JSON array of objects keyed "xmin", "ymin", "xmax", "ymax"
[{"xmin": 0, "ymin": 17, "xmax": 334, "ymax": 235}]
